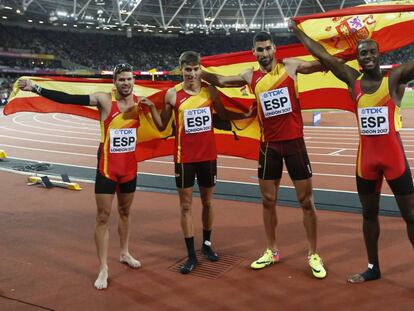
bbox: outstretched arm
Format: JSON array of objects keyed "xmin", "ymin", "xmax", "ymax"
[
  {"xmin": 210, "ymin": 85, "xmax": 256, "ymax": 120},
  {"xmin": 389, "ymin": 60, "xmax": 414, "ymax": 105},
  {"xmin": 201, "ymin": 70, "xmax": 249, "ymax": 88},
  {"xmin": 18, "ymin": 79, "xmax": 95, "ymax": 106},
  {"xmin": 290, "ymin": 21, "xmax": 360, "ymax": 87}
]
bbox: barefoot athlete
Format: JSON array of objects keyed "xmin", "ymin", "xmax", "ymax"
[{"xmin": 18, "ymin": 63, "xmax": 142, "ymax": 289}]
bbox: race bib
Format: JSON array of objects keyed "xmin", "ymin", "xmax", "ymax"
[
  {"xmin": 358, "ymin": 107, "xmax": 389, "ymax": 135},
  {"xmin": 109, "ymin": 128, "xmax": 137, "ymax": 153},
  {"xmin": 259, "ymin": 87, "xmax": 292, "ymax": 118},
  {"xmin": 184, "ymin": 107, "xmax": 212, "ymax": 134}
]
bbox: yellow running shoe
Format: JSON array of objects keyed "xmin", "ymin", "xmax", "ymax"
[
  {"xmin": 250, "ymin": 249, "xmax": 280, "ymax": 270},
  {"xmin": 308, "ymin": 253, "xmax": 327, "ymax": 279}
]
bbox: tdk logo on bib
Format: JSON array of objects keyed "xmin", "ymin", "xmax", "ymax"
[
  {"xmin": 358, "ymin": 107, "xmax": 389, "ymax": 135},
  {"xmin": 184, "ymin": 107, "xmax": 212, "ymax": 134},
  {"xmin": 259, "ymin": 87, "xmax": 292, "ymax": 118},
  {"xmin": 110, "ymin": 128, "xmax": 137, "ymax": 153}
]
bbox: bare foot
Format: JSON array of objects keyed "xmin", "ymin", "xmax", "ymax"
[
  {"xmin": 347, "ymin": 273, "xmax": 365, "ymax": 283},
  {"xmin": 94, "ymin": 266, "xmax": 108, "ymax": 290},
  {"xmin": 120, "ymin": 253, "xmax": 141, "ymax": 268}
]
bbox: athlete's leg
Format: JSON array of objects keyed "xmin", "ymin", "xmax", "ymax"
[
  {"xmin": 199, "ymin": 185, "xmax": 219, "ymax": 261},
  {"xmin": 94, "ymin": 193, "xmax": 114, "ymax": 289},
  {"xmin": 200, "ymin": 186, "xmax": 214, "ymax": 232},
  {"xmin": 292, "ymin": 178, "xmax": 317, "ymax": 254},
  {"xmin": 175, "ymin": 162, "xmax": 197, "ymax": 273},
  {"xmin": 179, "ymin": 187, "xmax": 194, "ymax": 238},
  {"xmin": 258, "ymin": 178, "xmax": 281, "ymax": 252},
  {"xmin": 388, "ymin": 165, "xmax": 414, "ymax": 248},
  {"xmin": 285, "ymin": 138, "xmax": 325, "ymax": 278},
  {"xmin": 178, "ymin": 187, "xmax": 197, "ymax": 273},
  {"xmin": 117, "ymin": 186, "xmax": 141, "ymax": 269},
  {"xmin": 348, "ymin": 176, "xmax": 382, "ymax": 283}
]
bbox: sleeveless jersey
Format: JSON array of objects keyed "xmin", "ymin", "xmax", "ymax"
[
  {"xmin": 354, "ymin": 76, "xmax": 405, "ymax": 180},
  {"xmin": 250, "ymin": 63, "xmax": 303, "ymax": 142},
  {"xmin": 173, "ymin": 83, "xmax": 217, "ymax": 163},
  {"xmin": 98, "ymin": 92, "xmax": 140, "ymax": 182}
]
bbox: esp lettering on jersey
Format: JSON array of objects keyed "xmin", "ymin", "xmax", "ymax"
[
  {"xmin": 184, "ymin": 107, "xmax": 212, "ymax": 134},
  {"xmin": 109, "ymin": 128, "xmax": 137, "ymax": 153},
  {"xmin": 358, "ymin": 107, "xmax": 389, "ymax": 135},
  {"xmin": 259, "ymin": 87, "xmax": 292, "ymax": 118}
]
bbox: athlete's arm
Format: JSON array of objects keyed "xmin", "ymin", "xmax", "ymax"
[
  {"xmin": 139, "ymin": 90, "xmax": 173, "ymax": 131},
  {"xmin": 290, "ymin": 20, "xmax": 359, "ymax": 88},
  {"xmin": 209, "ymin": 85, "xmax": 256, "ymax": 120},
  {"xmin": 201, "ymin": 70, "xmax": 248, "ymax": 88},
  {"xmin": 283, "ymin": 58, "xmax": 324, "ymax": 77},
  {"xmin": 389, "ymin": 60, "xmax": 414, "ymax": 105},
  {"xmin": 18, "ymin": 79, "xmax": 93, "ymax": 106}
]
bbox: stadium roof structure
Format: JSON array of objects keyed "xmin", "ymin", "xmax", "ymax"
[{"xmin": 0, "ymin": 0, "xmax": 376, "ymax": 34}]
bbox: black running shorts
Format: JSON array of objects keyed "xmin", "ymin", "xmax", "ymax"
[
  {"xmin": 95, "ymin": 170, "xmax": 137, "ymax": 194},
  {"xmin": 175, "ymin": 160, "xmax": 217, "ymax": 189},
  {"xmin": 258, "ymin": 137, "xmax": 312, "ymax": 181}
]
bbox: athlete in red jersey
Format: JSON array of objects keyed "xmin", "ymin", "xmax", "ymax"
[
  {"xmin": 141, "ymin": 51, "xmax": 253, "ymax": 274},
  {"xmin": 202, "ymin": 32, "xmax": 327, "ymax": 279},
  {"xmin": 293, "ymin": 21, "xmax": 414, "ymax": 283},
  {"xmin": 18, "ymin": 64, "xmax": 142, "ymax": 290}
]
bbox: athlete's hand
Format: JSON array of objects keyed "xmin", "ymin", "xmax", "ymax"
[
  {"xmin": 287, "ymin": 18, "xmax": 298, "ymax": 33},
  {"xmin": 139, "ymin": 96, "xmax": 155, "ymax": 108},
  {"xmin": 245, "ymin": 103, "xmax": 257, "ymax": 118},
  {"xmin": 18, "ymin": 79, "xmax": 34, "ymax": 92}
]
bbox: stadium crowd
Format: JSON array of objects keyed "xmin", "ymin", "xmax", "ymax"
[{"xmin": 1, "ymin": 24, "xmax": 413, "ymax": 103}]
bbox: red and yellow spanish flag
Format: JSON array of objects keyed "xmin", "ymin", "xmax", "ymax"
[
  {"xmin": 5, "ymin": 76, "xmax": 261, "ymax": 160},
  {"xmin": 293, "ymin": 1, "xmax": 414, "ymax": 59},
  {"xmin": 5, "ymin": 2, "xmax": 414, "ymax": 161},
  {"xmin": 4, "ymin": 76, "xmax": 179, "ymax": 161},
  {"xmin": 203, "ymin": 1, "xmax": 414, "ymax": 113}
]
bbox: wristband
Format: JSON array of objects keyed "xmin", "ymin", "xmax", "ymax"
[{"xmin": 32, "ymin": 84, "xmax": 42, "ymax": 95}]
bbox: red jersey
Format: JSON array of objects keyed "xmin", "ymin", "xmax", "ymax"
[
  {"xmin": 354, "ymin": 76, "xmax": 405, "ymax": 180},
  {"xmin": 173, "ymin": 83, "xmax": 217, "ymax": 163},
  {"xmin": 98, "ymin": 92, "xmax": 140, "ymax": 182},
  {"xmin": 250, "ymin": 63, "xmax": 303, "ymax": 142}
]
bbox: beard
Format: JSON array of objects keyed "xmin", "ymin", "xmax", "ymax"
[
  {"xmin": 258, "ymin": 57, "xmax": 272, "ymax": 67},
  {"xmin": 117, "ymin": 86, "xmax": 133, "ymax": 96}
]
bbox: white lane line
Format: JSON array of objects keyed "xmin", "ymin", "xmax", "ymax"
[
  {"xmin": 33, "ymin": 114, "xmax": 98, "ymax": 130},
  {"xmin": 306, "ymin": 140, "xmax": 358, "ymax": 146},
  {"xmin": 0, "ymin": 135, "xmax": 98, "ymax": 148},
  {"xmin": 12, "ymin": 115, "xmax": 100, "ymax": 135},
  {"xmin": 0, "ymin": 126, "xmax": 100, "ymax": 141},
  {"xmin": 52, "ymin": 113, "xmax": 98, "ymax": 126},
  {"xmin": 329, "ymin": 148, "xmax": 347, "ymax": 156},
  {"xmin": 9, "ymin": 156, "xmax": 96, "ymax": 169},
  {"xmin": 70, "ymin": 114, "xmax": 98, "ymax": 122},
  {"xmin": 0, "ymin": 144, "xmax": 96, "ymax": 157},
  {"xmin": 304, "ymin": 125, "xmax": 414, "ymax": 131}
]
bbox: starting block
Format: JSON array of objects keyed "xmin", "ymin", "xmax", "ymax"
[
  {"xmin": 0, "ymin": 150, "xmax": 7, "ymax": 159},
  {"xmin": 27, "ymin": 174, "xmax": 81, "ymax": 190}
]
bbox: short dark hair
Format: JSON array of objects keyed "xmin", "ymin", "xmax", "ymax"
[
  {"xmin": 253, "ymin": 31, "xmax": 274, "ymax": 46},
  {"xmin": 357, "ymin": 39, "xmax": 379, "ymax": 53},
  {"xmin": 179, "ymin": 51, "xmax": 200, "ymax": 67},
  {"xmin": 113, "ymin": 63, "xmax": 133, "ymax": 79}
]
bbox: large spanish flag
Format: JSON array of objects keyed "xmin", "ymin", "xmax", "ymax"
[
  {"xmin": 4, "ymin": 76, "xmax": 259, "ymax": 160},
  {"xmin": 5, "ymin": 2, "xmax": 414, "ymax": 161},
  {"xmin": 202, "ymin": 1, "xmax": 414, "ymax": 113},
  {"xmin": 4, "ymin": 76, "xmax": 180, "ymax": 161},
  {"xmin": 293, "ymin": 1, "xmax": 414, "ymax": 59}
]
